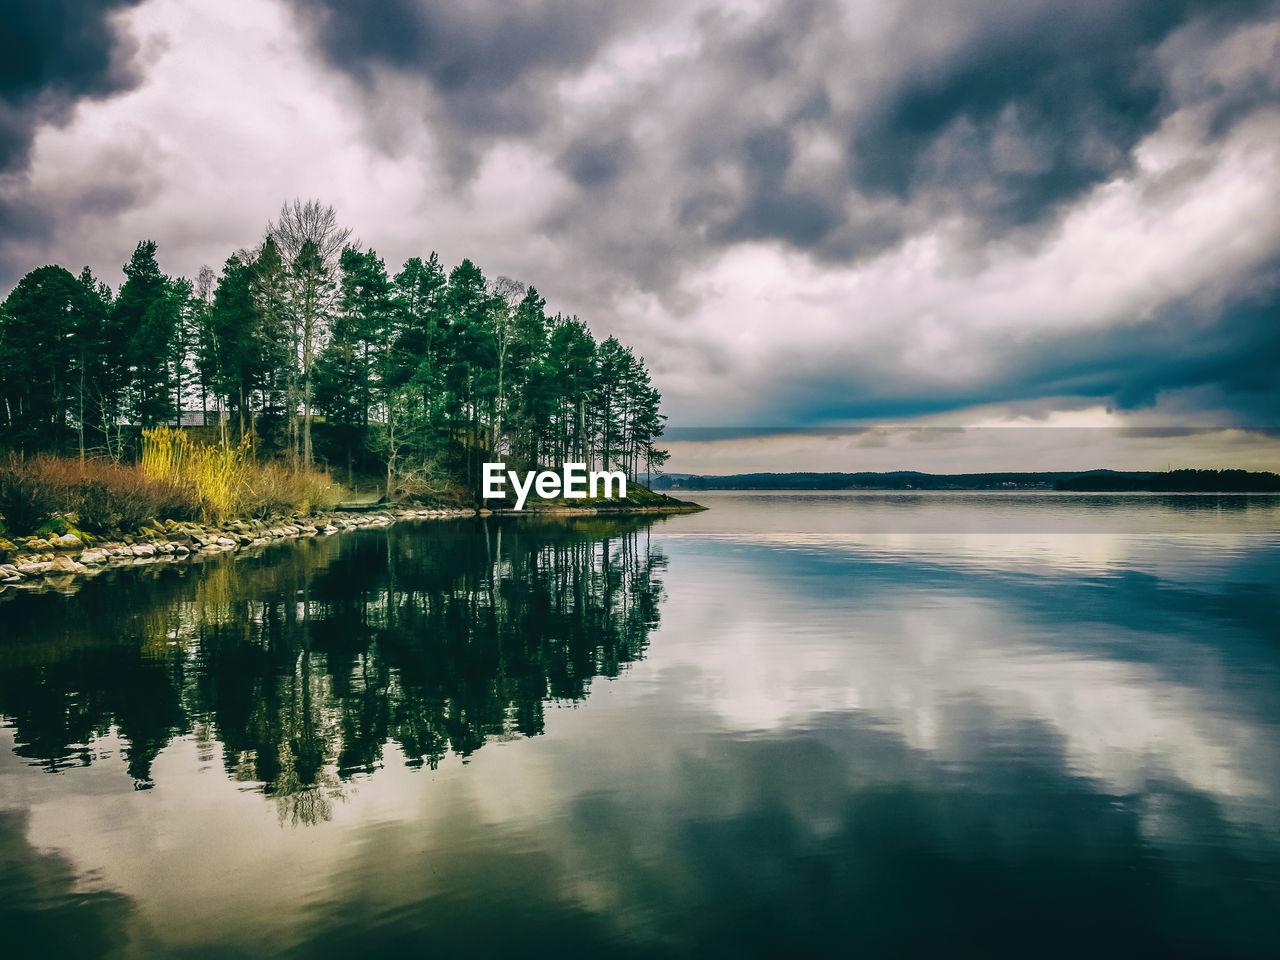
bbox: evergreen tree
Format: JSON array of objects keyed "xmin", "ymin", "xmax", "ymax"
[
  {"xmin": 112, "ymin": 241, "xmax": 184, "ymax": 428},
  {"xmin": 0, "ymin": 265, "xmax": 83, "ymax": 451}
]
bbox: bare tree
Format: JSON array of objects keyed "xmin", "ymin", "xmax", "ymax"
[
  {"xmin": 266, "ymin": 199, "xmax": 354, "ymax": 466},
  {"xmin": 268, "ymin": 199, "xmax": 354, "ymax": 269},
  {"xmin": 488, "ymin": 275, "xmax": 525, "ymax": 457}
]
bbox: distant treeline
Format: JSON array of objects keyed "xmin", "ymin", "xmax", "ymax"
[
  {"xmin": 653, "ymin": 469, "xmax": 1280, "ymax": 492},
  {"xmin": 1054, "ymin": 469, "xmax": 1280, "ymax": 492},
  {"xmin": 0, "ymin": 199, "xmax": 668, "ymax": 493}
]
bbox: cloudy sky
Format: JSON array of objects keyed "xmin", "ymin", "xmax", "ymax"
[{"xmin": 2, "ymin": 0, "xmax": 1278, "ymax": 470}]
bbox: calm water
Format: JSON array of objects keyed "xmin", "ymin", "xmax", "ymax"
[{"xmin": 2, "ymin": 492, "xmax": 1279, "ymax": 958}]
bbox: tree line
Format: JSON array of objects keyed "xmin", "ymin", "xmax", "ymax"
[{"xmin": 0, "ymin": 199, "xmax": 669, "ymax": 492}]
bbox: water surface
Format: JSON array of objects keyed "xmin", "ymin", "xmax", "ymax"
[{"xmin": 2, "ymin": 493, "xmax": 1279, "ymax": 958}]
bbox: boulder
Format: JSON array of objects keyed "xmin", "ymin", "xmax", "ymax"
[
  {"xmin": 49, "ymin": 555, "xmax": 85, "ymax": 574},
  {"xmin": 53, "ymin": 534, "xmax": 83, "ymax": 550},
  {"xmin": 79, "ymin": 550, "xmax": 109, "ymax": 564},
  {"xmin": 132, "ymin": 543, "xmax": 156, "ymax": 557}
]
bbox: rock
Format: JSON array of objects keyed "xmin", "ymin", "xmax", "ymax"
[
  {"xmin": 159, "ymin": 542, "xmax": 176, "ymax": 554},
  {"xmin": 25, "ymin": 538, "xmax": 53, "ymax": 552},
  {"xmin": 16, "ymin": 562, "xmax": 52, "ymax": 575},
  {"xmin": 132, "ymin": 543, "xmax": 156, "ymax": 557},
  {"xmin": 53, "ymin": 533, "xmax": 83, "ymax": 550},
  {"xmin": 217, "ymin": 537, "xmax": 237, "ymax": 547},
  {"xmin": 49, "ymin": 555, "xmax": 85, "ymax": 574},
  {"xmin": 79, "ymin": 550, "xmax": 109, "ymax": 564},
  {"xmin": 322, "ymin": 525, "xmax": 339, "ymax": 535},
  {"xmin": 174, "ymin": 543, "xmax": 190, "ymax": 555}
]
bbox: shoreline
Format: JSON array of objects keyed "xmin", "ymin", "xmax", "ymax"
[{"xmin": 0, "ymin": 500, "xmax": 704, "ymax": 593}]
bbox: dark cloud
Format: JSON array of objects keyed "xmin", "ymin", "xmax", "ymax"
[
  {"xmin": 561, "ymin": 134, "xmax": 632, "ymax": 188},
  {"xmin": 2, "ymin": 0, "xmax": 1276, "ymax": 432},
  {"xmin": 286, "ymin": 0, "xmax": 646, "ymax": 176},
  {"xmin": 0, "ymin": 0, "xmax": 144, "ymax": 174},
  {"xmin": 559, "ymin": 0, "xmax": 1277, "ymax": 273},
  {"xmin": 0, "ymin": 152, "xmax": 153, "ymax": 290},
  {"xmin": 764, "ymin": 261, "xmax": 1280, "ymax": 426},
  {"xmin": 848, "ymin": 0, "xmax": 1276, "ymax": 230},
  {"xmin": 0, "ymin": 0, "xmax": 145, "ymax": 286}
]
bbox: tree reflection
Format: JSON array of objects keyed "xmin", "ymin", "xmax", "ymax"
[{"xmin": 0, "ymin": 518, "xmax": 667, "ymax": 823}]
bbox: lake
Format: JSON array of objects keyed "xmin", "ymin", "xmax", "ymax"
[{"xmin": 2, "ymin": 491, "xmax": 1279, "ymax": 958}]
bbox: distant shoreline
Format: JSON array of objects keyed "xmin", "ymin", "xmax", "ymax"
[{"xmin": 652, "ymin": 469, "xmax": 1280, "ymax": 494}]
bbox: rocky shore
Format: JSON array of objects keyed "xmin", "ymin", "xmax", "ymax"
[
  {"xmin": 0, "ymin": 500, "xmax": 704, "ymax": 594},
  {"xmin": 0, "ymin": 507, "xmax": 473, "ymax": 593}
]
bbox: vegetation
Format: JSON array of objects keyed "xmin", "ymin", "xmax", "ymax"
[
  {"xmin": 1053, "ymin": 469, "xmax": 1280, "ymax": 492},
  {"xmin": 0, "ymin": 444, "xmax": 339, "ymax": 538},
  {"xmin": 0, "ymin": 199, "xmax": 670, "ymax": 519}
]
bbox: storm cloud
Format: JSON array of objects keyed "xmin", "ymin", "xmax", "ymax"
[
  {"xmin": 0, "ymin": 0, "xmax": 144, "ymax": 173},
  {"xmin": 2, "ymin": 0, "xmax": 1279, "ymax": 457}
]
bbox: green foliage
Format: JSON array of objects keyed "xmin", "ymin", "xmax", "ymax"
[
  {"xmin": 33, "ymin": 516, "xmax": 73, "ymax": 539},
  {"xmin": 113, "ymin": 241, "xmax": 187, "ymax": 428},
  {"xmin": 1, "ymin": 203, "xmax": 670, "ymax": 502}
]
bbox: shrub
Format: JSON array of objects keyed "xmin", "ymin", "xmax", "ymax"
[
  {"xmin": 76, "ymin": 477, "xmax": 157, "ymax": 533},
  {"xmin": 0, "ymin": 455, "xmax": 70, "ymax": 534},
  {"xmin": 141, "ymin": 426, "xmax": 251, "ymax": 523},
  {"xmin": 244, "ymin": 461, "xmax": 340, "ymax": 517},
  {"xmin": 143, "ymin": 427, "xmax": 340, "ymax": 521},
  {"xmin": 294, "ymin": 470, "xmax": 341, "ymax": 516},
  {"xmin": 0, "ymin": 444, "xmax": 340, "ymax": 535}
]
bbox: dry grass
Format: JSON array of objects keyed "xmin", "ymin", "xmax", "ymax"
[
  {"xmin": 142, "ymin": 427, "xmax": 341, "ymax": 521},
  {"xmin": 0, "ymin": 436, "xmax": 342, "ymax": 536},
  {"xmin": 0, "ymin": 452, "xmax": 196, "ymax": 535}
]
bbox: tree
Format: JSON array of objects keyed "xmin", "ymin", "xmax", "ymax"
[
  {"xmin": 315, "ymin": 246, "xmax": 390, "ymax": 483},
  {"xmin": 0, "ymin": 221, "xmax": 671, "ymax": 502},
  {"xmin": 488, "ymin": 275, "xmax": 525, "ymax": 457},
  {"xmin": 0, "ymin": 265, "xmax": 83, "ymax": 451},
  {"xmin": 112, "ymin": 241, "xmax": 185, "ymax": 428},
  {"xmin": 252, "ymin": 236, "xmax": 292, "ymax": 442},
  {"xmin": 440, "ymin": 259, "xmax": 499, "ymax": 484},
  {"xmin": 267, "ymin": 199, "xmax": 353, "ymax": 465},
  {"xmin": 73, "ymin": 266, "xmax": 116, "ymax": 460},
  {"xmin": 198, "ymin": 253, "xmax": 262, "ymax": 442}
]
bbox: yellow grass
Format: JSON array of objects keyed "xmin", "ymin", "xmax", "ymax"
[{"xmin": 141, "ymin": 427, "xmax": 340, "ymax": 522}]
